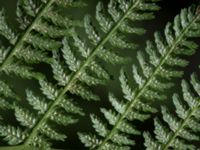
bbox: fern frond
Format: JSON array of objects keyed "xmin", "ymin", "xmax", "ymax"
[
  {"xmin": 0, "ymin": 84, "xmax": 84, "ymax": 148},
  {"xmin": 44, "ymin": 0, "xmax": 161, "ymax": 106},
  {"xmin": 78, "ymin": 5, "xmax": 200, "ymax": 149},
  {"xmin": 0, "ymin": 0, "xmax": 83, "ymax": 79},
  {"xmin": 0, "ymin": 0, "xmax": 86, "ymax": 148},
  {"xmin": 0, "ymin": 0, "xmax": 163, "ymax": 148},
  {"xmin": 144, "ymin": 72, "xmax": 200, "ymax": 150},
  {"xmin": 0, "ymin": 81, "xmax": 27, "ymax": 144}
]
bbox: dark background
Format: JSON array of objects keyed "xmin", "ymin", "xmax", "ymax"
[{"xmin": 0, "ymin": 0, "xmax": 200, "ymax": 149}]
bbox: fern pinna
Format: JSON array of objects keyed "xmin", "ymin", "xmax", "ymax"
[
  {"xmin": 79, "ymin": 5, "xmax": 200, "ymax": 149},
  {"xmin": 0, "ymin": 0, "xmax": 160, "ymax": 149},
  {"xmin": 144, "ymin": 71, "xmax": 200, "ymax": 150},
  {"xmin": 0, "ymin": 0, "xmax": 84, "ymax": 79},
  {"xmin": 0, "ymin": 0, "xmax": 85, "ymax": 148}
]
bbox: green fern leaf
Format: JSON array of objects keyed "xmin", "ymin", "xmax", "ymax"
[
  {"xmin": 0, "ymin": 0, "xmax": 85, "ymax": 148},
  {"xmin": 78, "ymin": 5, "xmax": 200, "ymax": 149},
  {"xmin": 0, "ymin": 0, "xmax": 160, "ymax": 148},
  {"xmin": 0, "ymin": 0, "xmax": 83, "ymax": 79},
  {"xmin": 144, "ymin": 72, "xmax": 200, "ymax": 150}
]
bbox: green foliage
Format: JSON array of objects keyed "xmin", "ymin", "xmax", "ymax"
[
  {"xmin": 0, "ymin": 0, "xmax": 83, "ymax": 79},
  {"xmin": 144, "ymin": 72, "xmax": 200, "ymax": 149},
  {"xmin": 0, "ymin": 0, "xmax": 160, "ymax": 149},
  {"xmin": 0, "ymin": 0, "xmax": 200, "ymax": 149},
  {"xmin": 0, "ymin": 0, "xmax": 87, "ymax": 148},
  {"xmin": 78, "ymin": 5, "xmax": 200, "ymax": 149}
]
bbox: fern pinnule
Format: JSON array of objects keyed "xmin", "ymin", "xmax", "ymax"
[
  {"xmin": 0, "ymin": 84, "xmax": 84, "ymax": 149},
  {"xmin": 0, "ymin": 0, "xmax": 85, "ymax": 148},
  {"xmin": 78, "ymin": 5, "xmax": 200, "ymax": 149},
  {"xmin": 0, "ymin": 81, "xmax": 27, "ymax": 145},
  {"xmin": 0, "ymin": 0, "xmax": 161, "ymax": 148},
  {"xmin": 144, "ymin": 72, "xmax": 200, "ymax": 150},
  {"xmin": 0, "ymin": 0, "xmax": 165, "ymax": 148},
  {"xmin": 54, "ymin": 0, "xmax": 162, "ymax": 102},
  {"xmin": 0, "ymin": 0, "xmax": 83, "ymax": 80},
  {"xmin": 1, "ymin": 0, "xmax": 158, "ymax": 149}
]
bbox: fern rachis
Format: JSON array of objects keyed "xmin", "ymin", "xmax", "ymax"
[
  {"xmin": 1, "ymin": 0, "xmax": 200, "ymax": 149},
  {"xmin": 23, "ymin": 0, "xmax": 159, "ymax": 146},
  {"xmin": 144, "ymin": 72, "xmax": 200, "ymax": 149},
  {"xmin": 0, "ymin": 0, "xmax": 85, "ymax": 148},
  {"xmin": 79, "ymin": 5, "xmax": 200, "ymax": 149},
  {"xmin": 0, "ymin": 0, "xmax": 160, "ymax": 148},
  {"xmin": 0, "ymin": 0, "xmax": 73, "ymax": 79},
  {"xmin": 0, "ymin": 0, "xmax": 53, "ymax": 70}
]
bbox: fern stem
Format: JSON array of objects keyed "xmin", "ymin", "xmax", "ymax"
[
  {"xmin": 162, "ymin": 103, "xmax": 200, "ymax": 150},
  {"xmin": 23, "ymin": 0, "xmax": 141, "ymax": 145},
  {"xmin": 95, "ymin": 9, "xmax": 200, "ymax": 150},
  {"xmin": 0, "ymin": 0, "xmax": 55, "ymax": 70}
]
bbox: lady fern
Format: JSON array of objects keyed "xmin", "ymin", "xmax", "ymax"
[
  {"xmin": 144, "ymin": 71, "xmax": 200, "ymax": 149},
  {"xmin": 79, "ymin": 5, "xmax": 200, "ymax": 149},
  {"xmin": 0, "ymin": 0, "xmax": 161, "ymax": 149}
]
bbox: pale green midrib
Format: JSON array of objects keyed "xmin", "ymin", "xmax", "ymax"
[
  {"xmin": 0, "ymin": 0, "xmax": 55, "ymax": 70},
  {"xmin": 162, "ymin": 101, "xmax": 200, "ymax": 149},
  {"xmin": 23, "ymin": 0, "xmax": 141, "ymax": 145},
  {"xmin": 95, "ymin": 10, "xmax": 200, "ymax": 150}
]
